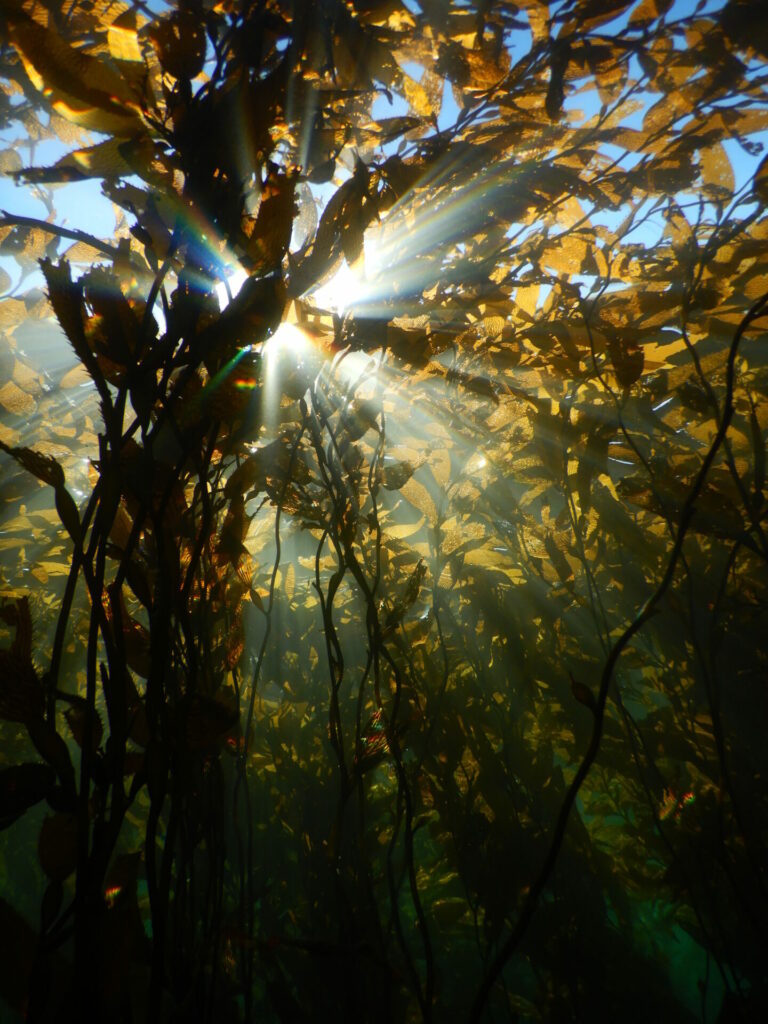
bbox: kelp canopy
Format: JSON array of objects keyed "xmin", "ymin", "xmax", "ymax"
[{"xmin": 0, "ymin": 0, "xmax": 767, "ymax": 1020}]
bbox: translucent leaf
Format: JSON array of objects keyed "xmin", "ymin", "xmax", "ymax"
[
  {"xmin": 108, "ymin": 10, "xmax": 143, "ymax": 62},
  {"xmin": 630, "ymin": 0, "xmax": 674, "ymax": 24},
  {"xmin": 20, "ymin": 137, "xmax": 143, "ymax": 183},
  {"xmin": 429, "ymin": 449, "xmax": 452, "ymax": 488},
  {"xmin": 284, "ymin": 562, "xmax": 295, "ymax": 602},
  {"xmin": 403, "ymin": 74, "xmax": 433, "ymax": 117},
  {"xmin": 700, "ymin": 141, "xmax": 735, "ymax": 194},
  {"xmin": 7, "ymin": 11, "xmax": 141, "ymax": 135},
  {"xmin": 59, "ymin": 365, "xmax": 91, "ymax": 389},
  {"xmin": 385, "ymin": 516, "xmax": 425, "ymax": 540},
  {"xmin": 400, "ymin": 477, "xmax": 437, "ymax": 523},
  {"xmin": 0, "ymin": 380, "xmax": 34, "ymax": 416},
  {"xmin": 515, "ymin": 284, "xmax": 540, "ymax": 320},
  {"xmin": 0, "ymin": 149, "xmax": 22, "ymax": 174}
]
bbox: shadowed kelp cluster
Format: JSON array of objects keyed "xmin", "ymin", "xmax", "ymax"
[{"xmin": 1, "ymin": 0, "xmax": 767, "ymax": 1021}]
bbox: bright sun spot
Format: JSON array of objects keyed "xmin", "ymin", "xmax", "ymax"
[
  {"xmin": 267, "ymin": 321, "xmax": 308, "ymax": 357},
  {"xmin": 310, "ymin": 260, "xmax": 359, "ymax": 313},
  {"xmin": 261, "ymin": 321, "xmax": 312, "ymax": 435},
  {"xmin": 215, "ymin": 266, "xmax": 249, "ymax": 310}
]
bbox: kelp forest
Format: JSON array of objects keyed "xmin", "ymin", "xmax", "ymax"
[{"xmin": 0, "ymin": 0, "xmax": 767, "ymax": 1020}]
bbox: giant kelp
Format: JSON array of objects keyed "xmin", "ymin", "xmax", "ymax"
[{"xmin": 0, "ymin": 1, "xmax": 767, "ymax": 1021}]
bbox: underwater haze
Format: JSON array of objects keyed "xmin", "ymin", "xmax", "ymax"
[{"xmin": 1, "ymin": 1, "xmax": 768, "ymax": 1021}]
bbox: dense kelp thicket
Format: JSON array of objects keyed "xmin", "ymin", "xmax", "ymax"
[{"xmin": 1, "ymin": 0, "xmax": 767, "ymax": 1020}]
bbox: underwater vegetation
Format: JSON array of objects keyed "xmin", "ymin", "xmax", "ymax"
[{"xmin": 1, "ymin": 0, "xmax": 768, "ymax": 1020}]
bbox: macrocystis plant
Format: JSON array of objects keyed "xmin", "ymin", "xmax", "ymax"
[{"xmin": 1, "ymin": 0, "xmax": 768, "ymax": 1022}]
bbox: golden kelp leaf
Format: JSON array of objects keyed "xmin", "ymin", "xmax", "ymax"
[
  {"xmin": 385, "ymin": 516, "xmax": 425, "ymax": 540},
  {"xmin": 522, "ymin": 1, "xmax": 549, "ymax": 45},
  {"xmin": 482, "ymin": 316, "xmax": 506, "ymax": 339},
  {"xmin": 108, "ymin": 10, "xmax": 143, "ymax": 63},
  {"xmin": 60, "ymin": 238, "xmax": 111, "ymax": 263},
  {"xmin": 6, "ymin": 11, "xmax": 141, "ymax": 135},
  {"xmin": 429, "ymin": 449, "xmax": 452, "ymax": 488},
  {"xmin": 465, "ymin": 39, "xmax": 510, "ymax": 89},
  {"xmin": 11, "ymin": 361, "xmax": 42, "ymax": 396},
  {"xmin": 630, "ymin": 0, "xmax": 674, "ymax": 24},
  {"xmin": 0, "ymin": 225, "xmax": 51, "ymax": 266},
  {"xmin": 402, "ymin": 74, "xmax": 433, "ymax": 117},
  {"xmin": 0, "ymin": 380, "xmax": 34, "ymax": 416},
  {"xmin": 284, "ymin": 562, "xmax": 295, "ymax": 601},
  {"xmin": 0, "ymin": 149, "xmax": 22, "ymax": 174},
  {"xmin": 420, "ymin": 68, "xmax": 445, "ymax": 117},
  {"xmin": 59, "ymin": 365, "xmax": 91, "ymax": 389},
  {"xmin": 436, "ymin": 561, "xmax": 453, "ymax": 590},
  {"xmin": 32, "ymin": 561, "xmax": 70, "ymax": 577},
  {"xmin": 743, "ymin": 270, "xmax": 768, "ymax": 299},
  {"xmin": 541, "ymin": 235, "xmax": 589, "ymax": 275},
  {"xmin": 400, "ymin": 477, "xmax": 437, "ymax": 523},
  {"xmin": 20, "ymin": 137, "xmax": 149, "ymax": 183},
  {"xmin": 514, "ymin": 284, "xmax": 540, "ymax": 320},
  {"xmin": 700, "ymin": 141, "xmax": 735, "ymax": 194},
  {"xmin": 0, "ymin": 298, "xmax": 27, "ymax": 328},
  {"xmin": 46, "ymin": 112, "xmax": 89, "ymax": 146}
]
